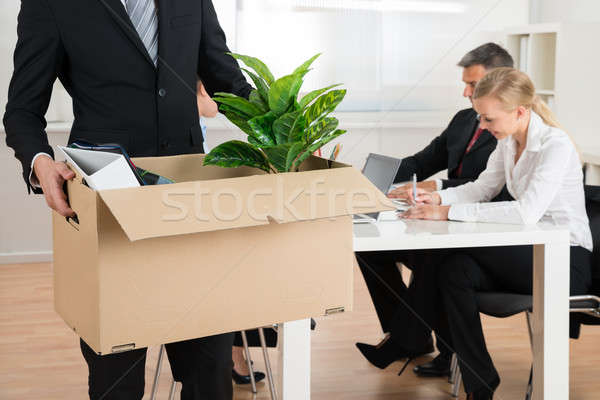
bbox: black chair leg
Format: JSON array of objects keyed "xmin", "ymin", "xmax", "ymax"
[{"xmin": 525, "ymin": 364, "xmax": 533, "ymax": 400}]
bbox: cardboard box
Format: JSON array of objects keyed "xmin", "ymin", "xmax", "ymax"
[{"xmin": 52, "ymin": 154, "xmax": 394, "ymax": 355}]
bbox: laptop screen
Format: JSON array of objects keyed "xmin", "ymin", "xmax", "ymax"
[
  {"xmin": 355, "ymin": 153, "xmax": 402, "ymax": 220},
  {"xmin": 362, "ymin": 153, "xmax": 402, "ymax": 193}
]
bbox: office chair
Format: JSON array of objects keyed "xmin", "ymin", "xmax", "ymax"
[
  {"xmin": 450, "ymin": 184, "xmax": 600, "ymax": 399},
  {"xmin": 449, "ymin": 293, "xmax": 533, "ymax": 399}
]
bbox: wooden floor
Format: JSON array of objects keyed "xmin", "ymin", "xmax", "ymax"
[{"xmin": 1, "ymin": 262, "xmax": 599, "ymax": 399}]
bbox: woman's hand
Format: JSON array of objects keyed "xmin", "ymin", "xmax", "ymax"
[
  {"xmin": 197, "ymin": 81, "xmax": 218, "ymax": 118},
  {"xmin": 393, "ymin": 187, "xmax": 442, "ymax": 206},
  {"xmin": 399, "ymin": 204, "xmax": 450, "ymax": 221}
]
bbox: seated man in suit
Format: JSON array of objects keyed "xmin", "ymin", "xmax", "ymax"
[{"xmin": 356, "ymin": 42, "xmax": 514, "ymax": 378}]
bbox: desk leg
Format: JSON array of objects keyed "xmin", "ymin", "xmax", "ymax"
[
  {"xmin": 532, "ymin": 241, "xmax": 570, "ymax": 400},
  {"xmin": 278, "ymin": 319, "xmax": 311, "ymax": 400}
]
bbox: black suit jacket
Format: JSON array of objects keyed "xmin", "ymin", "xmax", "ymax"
[
  {"xmin": 394, "ymin": 108, "xmax": 497, "ymax": 189},
  {"xmin": 4, "ymin": 0, "xmax": 252, "ymax": 194}
]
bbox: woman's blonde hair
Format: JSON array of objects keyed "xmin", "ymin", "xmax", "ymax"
[{"xmin": 473, "ymin": 67, "xmax": 560, "ymax": 128}]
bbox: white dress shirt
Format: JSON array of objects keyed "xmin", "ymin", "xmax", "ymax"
[{"xmin": 438, "ymin": 111, "xmax": 593, "ymax": 252}]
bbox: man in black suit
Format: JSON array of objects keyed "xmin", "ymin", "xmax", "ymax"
[
  {"xmin": 356, "ymin": 43, "xmax": 514, "ymax": 378},
  {"xmin": 4, "ymin": 0, "xmax": 251, "ymax": 398}
]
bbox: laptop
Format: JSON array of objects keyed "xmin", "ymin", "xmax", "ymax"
[{"xmin": 353, "ymin": 153, "xmax": 403, "ymax": 223}]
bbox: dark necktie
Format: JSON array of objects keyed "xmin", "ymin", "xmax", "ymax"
[{"xmin": 457, "ymin": 128, "xmax": 484, "ymax": 177}]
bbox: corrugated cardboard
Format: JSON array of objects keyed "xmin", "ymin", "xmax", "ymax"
[{"xmin": 52, "ymin": 154, "xmax": 394, "ymax": 355}]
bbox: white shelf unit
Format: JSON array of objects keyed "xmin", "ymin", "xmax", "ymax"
[
  {"xmin": 505, "ymin": 24, "xmax": 559, "ymax": 112},
  {"xmin": 501, "ymin": 23, "xmax": 600, "ymax": 150}
]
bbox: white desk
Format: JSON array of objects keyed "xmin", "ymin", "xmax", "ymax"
[{"xmin": 279, "ymin": 214, "xmax": 571, "ymax": 400}]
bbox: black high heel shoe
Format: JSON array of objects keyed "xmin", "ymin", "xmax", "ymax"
[
  {"xmin": 355, "ymin": 336, "xmax": 432, "ymax": 375},
  {"xmin": 232, "ymin": 366, "xmax": 266, "ymax": 385}
]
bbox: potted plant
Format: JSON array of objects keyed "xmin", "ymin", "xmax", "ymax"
[{"xmin": 203, "ymin": 53, "xmax": 347, "ymax": 173}]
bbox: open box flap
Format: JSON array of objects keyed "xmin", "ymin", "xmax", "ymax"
[{"xmin": 97, "ymin": 167, "xmax": 395, "ymax": 241}]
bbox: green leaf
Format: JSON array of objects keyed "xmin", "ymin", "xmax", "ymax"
[
  {"xmin": 228, "ymin": 53, "xmax": 275, "ymax": 85},
  {"xmin": 291, "ymin": 99, "xmax": 302, "ymax": 112},
  {"xmin": 286, "ymin": 142, "xmax": 307, "ymax": 172},
  {"xmin": 223, "ymin": 111, "xmax": 254, "ymax": 137},
  {"xmin": 305, "ymin": 117, "xmax": 339, "ymax": 143},
  {"xmin": 272, "ymin": 111, "xmax": 300, "ymax": 144},
  {"xmin": 293, "ymin": 53, "xmax": 321, "ymax": 75},
  {"xmin": 248, "ymin": 136, "xmax": 261, "ymax": 146},
  {"xmin": 293, "ymin": 129, "xmax": 346, "ymax": 170},
  {"xmin": 247, "ymin": 111, "xmax": 277, "ymax": 146},
  {"xmin": 249, "ymin": 90, "xmax": 269, "ymax": 113},
  {"xmin": 204, "ymin": 140, "xmax": 271, "ymax": 172},
  {"xmin": 218, "ymin": 104, "xmax": 251, "ymax": 120},
  {"xmin": 213, "ymin": 92, "xmax": 238, "ymax": 98},
  {"xmin": 289, "ymin": 114, "xmax": 307, "ymax": 143},
  {"xmin": 298, "ymin": 84, "xmax": 342, "ymax": 109},
  {"xmin": 304, "ymin": 89, "xmax": 347, "ymax": 126},
  {"xmin": 214, "ymin": 95, "xmax": 263, "ymax": 117},
  {"xmin": 206, "ymin": 53, "xmax": 348, "ymax": 175},
  {"xmin": 242, "ymin": 68, "xmax": 270, "ymax": 103},
  {"xmin": 268, "ymin": 73, "xmax": 305, "ymax": 117},
  {"xmin": 262, "ymin": 143, "xmax": 293, "ymax": 172}
]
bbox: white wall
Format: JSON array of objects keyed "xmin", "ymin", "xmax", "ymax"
[
  {"xmin": 531, "ymin": 0, "xmax": 600, "ymax": 24},
  {"xmin": 234, "ymin": 0, "xmax": 527, "ymax": 112}
]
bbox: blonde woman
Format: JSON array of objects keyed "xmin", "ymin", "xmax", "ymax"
[{"xmin": 402, "ymin": 68, "xmax": 593, "ymax": 399}]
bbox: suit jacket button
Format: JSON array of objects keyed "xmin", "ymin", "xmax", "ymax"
[
  {"xmin": 158, "ymin": 88, "xmax": 167, "ymax": 97},
  {"xmin": 160, "ymin": 140, "xmax": 169, "ymax": 149}
]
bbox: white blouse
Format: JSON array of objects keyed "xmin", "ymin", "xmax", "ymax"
[{"xmin": 438, "ymin": 111, "xmax": 593, "ymax": 252}]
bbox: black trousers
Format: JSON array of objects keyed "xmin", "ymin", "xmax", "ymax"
[
  {"xmin": 438, "ymin": 245, "xmax": 592, "ymax": 393},
  {"xmin": 356, "ymin": 250, "xmax": 453, "ymax": 355},
  {"xmin": 80, "ymin": 332, "xmax": 234, "ymax": 400}
]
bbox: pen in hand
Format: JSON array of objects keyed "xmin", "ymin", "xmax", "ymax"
[{"xmin": 412, "ymin": 173, "xmax": 417, "ymax": 204}]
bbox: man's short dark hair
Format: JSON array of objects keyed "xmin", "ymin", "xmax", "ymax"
[{"xmin": 458, "ymin": 43, "xmax": 514, "ymax": 70}]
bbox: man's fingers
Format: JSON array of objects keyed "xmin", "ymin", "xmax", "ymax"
[
  {"xmin": 57, "ymin": 163, "xmax": 75, "ymax": 180},
  {"xmin": 53, "ymin": 198, "xmax": 76, "ymax": 217},
  {"xmin": 46, "ymin": 177, "xmax": 75, "ymax": 217},
  {"xmin": 388, "ymin": 191, "xmax": 408, "ymax": 199},
  {"xmin": 52, "ymin": 192, "xmax": 76, "ymax": 217},
  {"xmin": 387, "ymin": 186, "xmax": 407, "ymax": 197}
]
